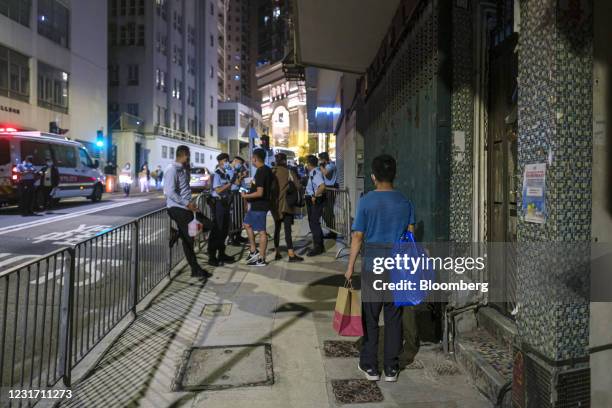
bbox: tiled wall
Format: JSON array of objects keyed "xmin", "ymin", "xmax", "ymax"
[{"xmin": 516, "ymin": 0, "xmax": 593, "ymax": 361}]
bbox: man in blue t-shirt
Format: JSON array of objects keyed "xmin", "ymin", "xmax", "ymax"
[{"xmin": 345, "ymin": 154, "xmax": 415, "ymax": 383}]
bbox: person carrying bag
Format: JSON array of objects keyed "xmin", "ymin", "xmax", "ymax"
[{"xmin": 332, "ymin": 280, "xmax": 364, "ymax": 337}]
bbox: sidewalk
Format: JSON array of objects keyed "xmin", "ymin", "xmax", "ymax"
[{"xmin": 59, "ymin": 218, "xmax": 490, "ymax": 408}]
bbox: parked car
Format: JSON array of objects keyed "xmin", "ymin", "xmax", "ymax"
[
  {"xmin": 0, "ymin": 131, "xmax": 105, "ymax": 206},
  {"xmin": 189, "ymin": 167, "xmax": 211, "ymax": 192}
]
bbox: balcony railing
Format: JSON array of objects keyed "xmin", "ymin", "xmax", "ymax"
[{"xmin": 154, "ymin": 125, "xmax": 204, "ymax": 145}]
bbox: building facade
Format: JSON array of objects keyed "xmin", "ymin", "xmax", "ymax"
[
  {"xmin": 295, "ymin": 0, "xmax": 610, "ymax": 406},
  {"xmin": 218, "ymin": 100, "xmax": 264, "ymax": 159},
  {"xmin": 0, "ymin": 0, "xmax": 108, "ymax": 155},
  {"xmin": 256, "ymin": 61, "xmax": 307, "ymax": 155},
  {"xmin": 108, "ymin": 0, "xmax": 218, "ymax": 172}
]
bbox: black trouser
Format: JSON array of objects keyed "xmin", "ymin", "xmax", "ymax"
[
  {"xmin": 208, "ymin": 198, "xmax": 230, "ymax": 259},
  {"xmin": 167, "ymin": 207, "xmax": 201, "ymax": 273},
  {"xmin": 40, "ymin": 186, "xmax": 53, "ymax": 210},
  {"xmin": 323, "ymin": 187, "xmax": 337, "ymax": 234},
  {"xmin": 306, "ymin": 197, "xmax": 324, "ymax": 250},
  {"xmin": 360, "ymin": 301, "xmax": 403, "ymax": 368},
  {"xmin": 274, "ymin": 214, "xmax": 294, "ymax": 250},
  {"xmin": 18, "ymin": 180, "xmax": 35, "ymax": 215}
]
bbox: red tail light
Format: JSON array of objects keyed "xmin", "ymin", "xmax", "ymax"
[{"xmin": 11, "ymin": 166, "xmax": 19, "ymax": 184}]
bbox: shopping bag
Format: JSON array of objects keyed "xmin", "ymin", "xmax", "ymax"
[
  {"xmin": 332, "ymin": 281, "xmax": 364, "ymax": 337},
  {"xmin": 188, "ymin": 212, "xmax": 202, "ymax": 237},
  {"xmin": 390, "ymin": 230, "xmax": 433, "ymax": 307}
]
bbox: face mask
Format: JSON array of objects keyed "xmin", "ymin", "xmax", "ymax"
[
  {"xmin": 234, "ymin": 163, "xmax": 242, "ymax": 170},
  {"xmin": 224, "ymin": 163, "xmax": 232, "ymax": 171}
]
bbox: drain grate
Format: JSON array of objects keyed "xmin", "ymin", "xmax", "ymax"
[
  {"xmin": 331, "ymin": 379, "xmax": 384, "ymax": 404},
  {"xmin": 323, "ymin": 340, "xmax": 360, "ymax": 358},
  {"xmin": 175, "ymin": 344, "xmax": 273, "ymax": 391},
  {"xmin": 201, "ymin": 303, "xmax": 232, "ymax": 317}
]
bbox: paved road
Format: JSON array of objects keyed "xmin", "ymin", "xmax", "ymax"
[{"xmin": 0, "ymin": 191, "xmax": 167, "ymax": 272}]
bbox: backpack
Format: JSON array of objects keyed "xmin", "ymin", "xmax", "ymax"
[{"xmin": 286, "ymin": 169, "xmax": 304, "ymax": 208}]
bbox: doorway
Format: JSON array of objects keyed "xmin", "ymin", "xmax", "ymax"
[{"xmin": 486, "ymin": 31, "xmax": 518, "ymax": 317}]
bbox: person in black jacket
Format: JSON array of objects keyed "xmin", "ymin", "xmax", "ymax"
[{"xmin": 38, "ymin": 158, "xmax": 60, "ymax": 211}]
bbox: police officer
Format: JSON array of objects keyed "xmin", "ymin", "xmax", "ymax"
[
  {"xmin": 209, "ymin": 153, "xmax": 236, "ymax": 266},
  {"xmin": 304, "ymin": 154, "xmax": 326, "ymax": 256},
  {"xmin": 318, "ymin": 152, "xmax": 338, "ymax": 239},
  {"xmin": 16, "ymin": 155, "xmax": 38, "ymax": 216},
  {"xmin": 229, "ymin": 156, "xmax": 249, "ymax": 246},
  {"xmin": 39, "ymin": 158, "xmax": 60, "ymax": 211}
]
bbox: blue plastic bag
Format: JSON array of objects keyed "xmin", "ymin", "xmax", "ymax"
[{"xmin": 390, "ymin": 230, "xmax": 432, "ymax": 306}]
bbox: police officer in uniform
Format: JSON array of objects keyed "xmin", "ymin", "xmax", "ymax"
[
  {"xmin": 209, "ymin": 153, "xmax": 236, "ymax": 266},
  {"xmin": 259, "ymin": 135, "xmax": 275, "ymax": 167},
  {"xmin": 16, "ymin": 156, "xmax": 38, "ymax": 216},
  {"xmin": 38, "ymin": 158, "xmax": 60, "ymax": 211},
  {"xmin": 318, "ymin": 152, "xmax": 338, "ymax": 239},
  {"xmin": 304, "ymin": 154, "xmax": 326, "ymax": 256},
  {"xmin": 229, "ymin": 156, "xmax": 249, "ymax": 246}
]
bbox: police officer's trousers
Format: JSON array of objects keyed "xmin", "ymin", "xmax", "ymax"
[
  {"xmin": 208, "ymin": 198, "xmax": 230, "ymax": 259},
  {"xmin": 306, "ymin": 197, "xmax": 324, "ymax": 250}
]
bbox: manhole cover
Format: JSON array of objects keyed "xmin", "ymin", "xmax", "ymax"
[
  {"xmin": 201, "ymin": 303, "xmax": 232, "ymax": 317},
  {"xmin": 331, "ymin": 379, "xmax": 384, "ymax": 404},
  {"xmin": 175, "ymin": 344, "xmax": 273, "ymax": 391},
  {"xmin": 323, "ymin": 340, "xmax": 360, "ymax": 358}
]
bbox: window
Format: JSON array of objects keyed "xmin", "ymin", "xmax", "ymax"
[
  {"xmin": 187, "ymin": 56, "xmax": 195, "ymax": 75},
  {"xmin": 109, "ymin": 65, "xmax": 119, "ymax": 86},
  {"xmin": 79, "ymin": 148, "xmax": 94, "ymax": 168},
  {"xmin": 137, "ymin": 25, "xmax": 145, "ymax": 46},
  {"xmin": 160, "ymin": 33, "xmax": 167, "ymax": 55},
  {"xmin": 0, "ymin": 0, "xmax": 31, "ymax": 27},
  {"xmin": 169, "ymin": 146, "xmax": 175, "ymax": 159},
  {"xmin": 21, "ymin": 141, "xmax": 51, "ymax": 165},
  {"xmin": 173, "ymin": 79, "xmax": 182, "ymax": 99},
  {"xmin": 173, "ymin": 46, "xmax": 183, "ymax": 66},
  {"xmin": 209, "ymin": 124, "xmax": 214, "ymax": 138},
  {"xmin": 209, "ymin": 95, "xmax": 213, "ymax": 109},
  {"xmin": 173, "ymin": 11, "xmax": 183, "ymax": 33},
  {"xmin": 209, "ymin": 65, "xmax": 214, "ymax": 79},
  {"xmin": 187, "ymin": 87, "xmax": 195, "ymax": 106},
  {"xmin": 188, "ymin": 25, "xmax": 195, "ymax": 45},
  {"xmin": 120, "ymin": 0, "xmax": 126, "ymax": 15},
  {"xmin": 127, "ymin": 23, "xmax": 136, "ymax": 45},
  {"xmin": 120, "ymin": 25, "xmax": 128, "ymax": 45},
  {"xmin": 50, "ymin": 144, "xmax": 77, "ymax": 167},
  {"xmin": 210, "ymin": 34, "xmax": 214, "ymax": 47},
  {"xmin": 0, "ymin": 45, "xmax": 30, "ymax": 103},
  {"xmin": 195, "ymin": 152, "xmax": 200, "ymax": 163},
  {"xmin": 127, "ymin": 64, "xmax": 139, "ymax": 85},
  {"xmin": 0, "ymin": 139, "xmax": 10, "ymax": 165},
  {"xmin": 109, "ymin": 23, "xmax": 117, "ymax": 46},
  {"xmin": 210, "ymin": 1, "xmax": 214, "ymax": 15},
  {"xmin": 138, "ymin": 0, "xmax": 144, "ymax": 15},
  {"xmin": 127, "ymin": 103, "xmax": 139, "ymax": 116},
  {"xmin": 37, "ymin": 61, "xmax": 69, "ymax": 113},
  {"xmin": 188, "ymin": 118, "xmax": 196, "ymax": 134},
  {"xmin": 161, "ymin": 145, "xmax": 168, "ymax": 159},
  {"xmin": 128, "ymin": 0, "xmax": 136, "ymax": 15},
  {"xmin": 38, "ymin": 0, "xmax": 70, "ymax": 48},
  {"xmin": 218, "ymin": 110, "xmax": 236, "ymax": 127}
]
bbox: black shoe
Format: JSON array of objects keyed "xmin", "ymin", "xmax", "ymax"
[
  {"xmin": 191, "ymin": 268, "xmax": 212, "ymax": 278},
  {"xmin": 288, "ymin": 255, "xmax": 304, "ymax": 262},
  {"xmin": 208, "ymin": 257, "xmax": 220, "ymax": 267},
  {"xmin": 384, "ymin": 366, "xmax": 399, "ymax": 382},
  {"xmin": 306, "ymin": 248, "xmax": 324, "ymax": 257},
  {"xmin": 169, "ymin": 227, "xmax": 179, "ymax": 248},
  {"xmin": 219, "ymin": 254, "xmax": 235, "ymax": 264},
  {"xmin": 358, "ymin": 363, "xmax": 380, "ymax": 381},
  {"xmin": 274, "ymin": 252, "xmax": 282, "ymax": 261}
]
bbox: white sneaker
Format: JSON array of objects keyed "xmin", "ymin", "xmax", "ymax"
[
  {"xmin": 246, "ymin": 250, "xmax": 260, "ymax": 262},
  {"xmin": 247, "ymin": 257, "xmax": 267, "ymax": 267},
  {"xmin": 358, "ymin": 363, "xmax": 380, "ymax": 381}
]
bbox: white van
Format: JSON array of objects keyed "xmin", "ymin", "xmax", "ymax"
[{"xmin": 0, "ymin": 131, "xmax": 105, "ymax": 206}]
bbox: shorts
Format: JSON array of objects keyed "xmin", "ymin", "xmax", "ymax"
[{"xmin": 243, "ymin": 210, "xmax": 268, "ymax": 232}]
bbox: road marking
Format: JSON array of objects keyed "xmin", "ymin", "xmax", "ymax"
[
  {"xmin": 0, "ymin": 198, "xmax": 148, "ymax": 236},
  {"xmin": 0, "ymin": 253, "xmax": 40, "ymax": 269},
  {"xmin": 32, "ymin": 224, "xmax": 113, "ymax": 245}
]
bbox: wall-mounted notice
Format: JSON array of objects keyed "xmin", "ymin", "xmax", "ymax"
[{"xmin": 522, "ymin": 163, "xmax": 546, "ymax": 224}]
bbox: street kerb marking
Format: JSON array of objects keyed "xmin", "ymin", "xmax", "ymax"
[{"xmin": 0, "ymin": 198, "xmax": 149, "ymax": 236}]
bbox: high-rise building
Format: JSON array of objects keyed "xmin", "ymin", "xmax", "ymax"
[
  {"xmin": 218, "ymin": 0, "xmax": 258, "ymax": 106},
  {"xmin": 256, "ymin": 0, "xmax": 292, "ymax": 66},
  {"xmin": 108, "ymin": 0, "xmax": 220, "ymax": 172},
  {"xmin": 0, "ymin": 0, "xmax": 108, "ymax": 154}
]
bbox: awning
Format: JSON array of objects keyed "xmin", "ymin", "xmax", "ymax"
[{"xmin": 294, "ymin": 0, "xmax": 400, "ymax": 74}]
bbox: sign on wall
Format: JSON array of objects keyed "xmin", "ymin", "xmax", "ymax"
[{"xmin": 522, "ymin": 163, "xmax": 547, "ymax": 224}]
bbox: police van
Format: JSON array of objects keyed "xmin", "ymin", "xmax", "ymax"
[{"xmin": 0, "ymin": 131, "xmax": 105, "ymax": 206}]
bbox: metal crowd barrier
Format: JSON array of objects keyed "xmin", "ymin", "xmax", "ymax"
[
  {"xmin": 0, "ymin": 207, "xmax": 187, "ymax": 407},
  {"xmin": 322, "ymin": 188, "xmax": 352, "ymax": 258},
  {"xmin": 195, "ymin": 191, "xmax": 247, "ymax": 244}
]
